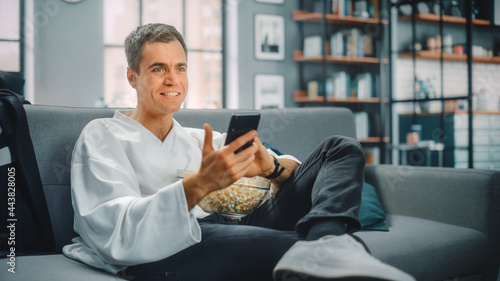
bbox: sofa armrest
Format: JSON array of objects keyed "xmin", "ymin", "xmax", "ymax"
[
  {"xmin": 365, "ymin": 165, "xmax": 500, "ymax": 235},
  {"xmin": 365, "ymin": 164, "xmax": 500, "ymax": 280}
]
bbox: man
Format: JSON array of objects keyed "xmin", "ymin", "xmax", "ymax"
[{"xmin": 63, "ymin": 23, "xmax": 414, "ymax": 281}]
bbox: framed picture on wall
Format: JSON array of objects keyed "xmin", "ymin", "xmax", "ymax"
[
  {"xmin": 255, "ymin": 0, "xmax": 285, "ymax": 4},
  {"xmin": 254, "ymin": 74, "xmax": 285, "ymax": 109},
  {"xmin": 254, "ymin": 14, "xmax": 285, "ymax": 61}
]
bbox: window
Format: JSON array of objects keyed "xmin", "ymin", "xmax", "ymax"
[
  {"xmin": 104, "ymin": 0, "xmax": 223, "ymax": 108},
  {"xmin": 0, "ymin": 0, "xmax": 22, "ymax": 73}
]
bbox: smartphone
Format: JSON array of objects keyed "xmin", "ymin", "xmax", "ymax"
[{"xmin": 224, "ymin": 113, "xmax": 261, "ymax": 154}]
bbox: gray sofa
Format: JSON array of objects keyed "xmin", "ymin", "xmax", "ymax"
[{"xmin": 1, "ymin": 105, "xmax": 499, "ymax": 281}]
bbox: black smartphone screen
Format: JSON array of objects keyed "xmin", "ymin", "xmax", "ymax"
[{"xmin": 224, "ymin": 113, "xmax": 261, "ymax": 153}]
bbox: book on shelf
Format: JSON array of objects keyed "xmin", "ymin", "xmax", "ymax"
[
  {"xmin": 330, "ymin": 32, "xmax": 344, "ymax": 57},
  {"xmin": 332, "ymin": 71, "xmax": 351, "ymax": 98},
  {"xmin": 321, "ymin": 71, "xmax": 377, "ymax": 100},
  {"xmin": 330, "ymin": 28, "xmax": 374, "ymax": 57},
  {"xmin": 308, "ymin": 79, "xmax": 336, "ymax": 99},
  {"xmin": 363, "ymin": 35, "xmax": 374, "ymax": 56},
  {"xmin": 307, "ymin": 80, "xmax": 319, "ymax": 99},
  {"xmin": 344, "ymin": 28, "xmax": 361, "ymax": 57},
  {"xmin": 325, "ymin": 77, "xmax": 334, "ymax": 98},
  {"xmin": 354, "ymin": 111, "xmax": 370, "ymax": 140},
  {"xmin": 303, "ymin": 35, "xmax": 323, "ymax": 57},
  {"xmin": 369, "ymin": 0, "xmax": 379, "ymax": 19},
  {"xmin": 332, "ymin": 0, "xmax": 341, "ymax": 15},
  {"xmin": 345, "ymin": 0, "xmax": 353, "ymax": 16},
  {"xmin": 331, "ymin": 0, "xmax": 379, "ymax": 18},
  {"xmin": 331, "ymin": 0, "xmax": 354, "ymax": 16},
  {"xmin": 354, "ymin": 73, "xmax": 375, "ymax": 99}
]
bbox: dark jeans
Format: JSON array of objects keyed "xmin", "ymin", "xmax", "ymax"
[{"xmin": 125, "ymin": 136, "xmax": 365, "ymax": 281}]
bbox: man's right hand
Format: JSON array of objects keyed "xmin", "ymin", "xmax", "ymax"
[{"xmin": 182, "ymin": 123, "xmax": 259, "ymax": 209}]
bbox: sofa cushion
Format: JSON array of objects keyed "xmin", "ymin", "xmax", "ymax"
[
  {"xmin": 0, "ymin": 254, "xmax": 125, "ymax": 281},
  {"xmin": 356, "ymin": 215, "xmax": 489, "ymax": 281}
]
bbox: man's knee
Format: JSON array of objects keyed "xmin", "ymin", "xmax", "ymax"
[{"xmin": 322, "ymin": 135, "xmax": 365, "ymax": 160}]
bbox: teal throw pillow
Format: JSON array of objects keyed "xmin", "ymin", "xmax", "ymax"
[{"xmin": 359, "ymin": 182, "xmax": 389, "ymax": 231}]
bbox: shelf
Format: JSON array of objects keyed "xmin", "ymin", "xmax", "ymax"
[
  {"xmin": 399, "ymin": 51, "xmax": 500, "ymax": 64},
  {"xmin": 294, "ymin": 90, "xmax": 384, "ymax": 103},
  {"xmin": 293, "ymin": 10, "xmax": 388, "ymax": 25},
  {"xmin": 400, "ymin": 110, "xmax": 500, "ymax": 116},
  {"xmin": 359, "ymin": 137, "xmax": 390, "ymax": 144},
  {"xmin": 391, "ymin": 95, "xmax": 469, "ymax": 103},
  {"xmin": 454, "ymin": 110, "xmax": 500, "ymax": 115},
  {"xmin": 294, "ymin": 90, "xmax": 324, "ymax": 102},
  {"xmin": 399, "ymin": 14, "xmax": 490, "ymax": 26},
  {"xmin": 294, "ymin": 51, "xmax": 385, "ymax": 64}
]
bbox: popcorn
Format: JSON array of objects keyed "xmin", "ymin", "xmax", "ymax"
[
  {"xmin": 177, "ymin": 170, "xmax": 271, "ymax": 216},
  {"xmin": 198, "ymin": 183, "xmax": 268, "ymax": 215}
]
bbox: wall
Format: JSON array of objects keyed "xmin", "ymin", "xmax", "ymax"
[
  {"xmin": 32, "ymin": 0, "xmax": 103, "ymax": 106},
  {"xmin": 234, "ymin": 0, "xmax": 299, "ymax": 109}
]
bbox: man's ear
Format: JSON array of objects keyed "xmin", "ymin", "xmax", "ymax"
[{"xmin": 127, "ymin": 67, "xmax": 137, "ymax": 89}]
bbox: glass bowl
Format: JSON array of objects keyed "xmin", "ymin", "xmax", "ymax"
[{"xmin": 177, "ymin": 170, "xmax": 271, "ymax": 217}]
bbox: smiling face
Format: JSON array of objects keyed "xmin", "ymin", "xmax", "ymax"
[{"xmin": 127, "ymin": 40, "xmax": 188, "ymax": 118}]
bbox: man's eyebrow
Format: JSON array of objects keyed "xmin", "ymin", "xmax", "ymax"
[
  {"xmin": 147, "ymin": 62, "xmax": 166, "ymax": 69},
  {"xmin": 146, "ymin": 62, "xmax": 187, "ymax": 69}
]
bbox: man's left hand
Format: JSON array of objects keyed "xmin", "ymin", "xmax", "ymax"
[{"xmin": 243, "ymin": 137, "xmax": 275, "ymax": 178}]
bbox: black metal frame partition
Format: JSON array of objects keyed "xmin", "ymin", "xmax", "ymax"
[{"xmin": 387, "ymin": 0, "xmax": 474, "ymax": 168}]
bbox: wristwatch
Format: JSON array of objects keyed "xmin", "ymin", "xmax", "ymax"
[{"xmin": 266, "ymin": 156, "xmax": 285, "ymax": 180}]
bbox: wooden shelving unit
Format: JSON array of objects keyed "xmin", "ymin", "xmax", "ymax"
[
  {"xmin": 399, "ymin": 51, "xmax": 500, "ymax": 64},
  {"xmin": 399, "ymin": 13, "xmax": 490, "ymax": 26},
  {"xmin": 400, "ymin": 110, "xmax": 500, "ymax": 117},
  {"xmin": 294, "ymin": 1, "xmax": 389, "ymax": 163},
  {"xmin": 294, "ymin": 50, "xmax": 384, "ymax": 64},
  {"xmin": 359, "ymin": 137, "xmax": 390, "ymax": 144},
  {"xmin": 294, "ymin": 90, "xmax": 383, "ymax": 104},
  {"xmin": 293, "ymin": 10, "xmax": 388, "ymax": 25}
]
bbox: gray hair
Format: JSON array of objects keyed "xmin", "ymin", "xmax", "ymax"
[{"xmin": 124, "ymin": 23, "xmax": 187, "ymax": 74}]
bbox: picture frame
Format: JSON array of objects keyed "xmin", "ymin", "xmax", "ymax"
[
  {"xmin": 255, "ymin": 0, "xmax": 285, "ymax": 4},
  {"xmin": 254, "ymin": 14, "xmax": 285, "ymax": 61},
  {"xmin": 254, "ymin": 74, "xmax": 285, "ymax": 109}
]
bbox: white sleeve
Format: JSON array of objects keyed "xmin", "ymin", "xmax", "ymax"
[
  {"xmin": 267, "ymin": 149, "xmax": 302, "ymax": 165},
  {"xmin": 68, "ymin": 122, "xmax": 201, "ymax": 266}
]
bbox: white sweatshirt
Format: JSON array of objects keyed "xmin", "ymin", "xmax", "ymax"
[{"xmin": 62, "ymin": 111, "xmax": 298, "ymax": 274}]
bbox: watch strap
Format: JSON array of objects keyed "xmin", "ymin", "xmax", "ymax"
[{"xmin": 266, "ymin": 155, "xmax": 285, "ymax": 180}]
